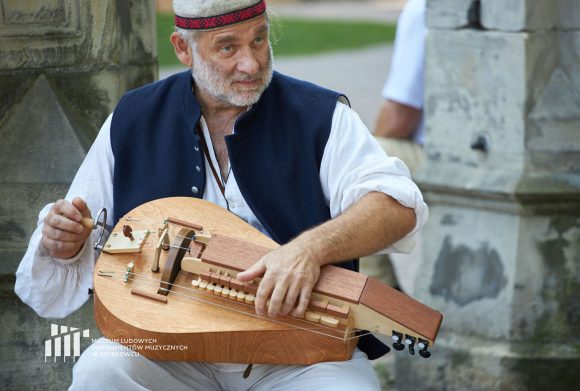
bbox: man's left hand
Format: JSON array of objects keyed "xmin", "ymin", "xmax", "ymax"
[{"xmin": 237, "ymin": 243, "xmax": 320, "ymax": 318}]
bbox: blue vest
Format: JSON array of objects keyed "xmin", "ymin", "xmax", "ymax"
[{"xmin": 110, "ymin": 70, "xmax": 388, "ymax": 359}]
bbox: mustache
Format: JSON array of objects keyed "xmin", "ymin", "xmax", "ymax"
[{"xmin": 230, "ymin": 73, "xmax": 264, "ymax": 83}]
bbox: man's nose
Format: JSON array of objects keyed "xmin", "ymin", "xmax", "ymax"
[{"xmin": 237, "ymin": 47, "xmax": 260, "ymax": 75}]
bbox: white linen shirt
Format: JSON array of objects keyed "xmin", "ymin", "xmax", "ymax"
[
  {"xmin": 15, "ymin": 101, "xmax": 428, "ymax": 320},
  {"xmin": 381, "ymin": 0, "xmax": 427, "ymax": 144}
]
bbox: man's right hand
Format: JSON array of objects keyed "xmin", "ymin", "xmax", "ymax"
[{"xmin": 42, "ymin": 197, "xmax": 92, "ymax": 259}]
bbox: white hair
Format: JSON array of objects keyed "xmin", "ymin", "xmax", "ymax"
[{"xmin": 176, "ymin": 28, "xmax": 201, "ymax": 52}]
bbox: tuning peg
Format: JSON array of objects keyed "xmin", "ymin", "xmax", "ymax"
[
  {"xmin": 418, "ymin": 338, "xmax": 431, "ymax": 359},
  {"xmin": 404, "ymin": 335, "xmax": 416, "ymax": 355},
  {"xmin": 123, "ymin": 225, "xmax": 134, "ymax": 241},
  {"xmin": 391, "ymin": 331, "xmax": 405, "ymax": 351}
]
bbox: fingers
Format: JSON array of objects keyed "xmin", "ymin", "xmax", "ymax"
[
  {"xmin": 237, "ymin": 260, "xmax": 266, "ymax": 282},
  {"xmin": 42, "ymin": 198, "xmax": 91, "ymax": 259},
  {"xmin": 254, "ymin": 275, "xmax": 274, "ymax": 317},
  {"xmin": 43, "ymin": 216, "xmax": 85, "ymax": 240},
  {"xmin": 291, "ymin": 286, "xmax": 313, "ymax": 318},
  {"xmin": 280, "ymin": 280, "xmax": 301, "ymax": 316},
  {"xmin": 258, "ymin": 274, "xmax": 315, "ymax": 318},
  {"xmin": 268, "ymin": 279, "xmax": 290, "ymax": 317},
  {"xmin": 52, "ymin": 199, "xmax": 83, "ymax": 223},
  {"xmin": 72, "ymin": 197, "xmax": 92, "ymax": 218}
]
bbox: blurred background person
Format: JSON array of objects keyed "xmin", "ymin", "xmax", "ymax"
[{"xmin": 374, "ymin": 0, "xmax": 426, "ymax": 175}]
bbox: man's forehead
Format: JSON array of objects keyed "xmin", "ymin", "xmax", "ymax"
[{"xmin": 204, "ymin": 15, "xmax": 269, "ymax": 42}]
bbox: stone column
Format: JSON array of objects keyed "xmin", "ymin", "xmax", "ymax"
[
  {"xmin": 0, "ymin": 1, "xmax": 156, "ymax": 389},
  {"xmin": 395, "ymin": 0, "xmax": 580, "ymax": 390}
]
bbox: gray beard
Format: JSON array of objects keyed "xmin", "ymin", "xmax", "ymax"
[{"xmin": 191, "ymin": 46, "xmax": 274, "ymax": 107}]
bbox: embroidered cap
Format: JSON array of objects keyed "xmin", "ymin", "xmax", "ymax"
[{"xmin": 173, "ymin": 0, "xmax": 267, "ymax": 30}]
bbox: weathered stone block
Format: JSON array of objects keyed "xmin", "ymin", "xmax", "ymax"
[
  {"xmin": 481, "ymin": 0, "xmax": 558, "ymax": 32},
  {"xmin": 426, "ymin": 0, "xmax": 473, "ymax": 29},
  {"xmin": 559, "ymin": 0, "xmax": 580, "ymax": 29},
  {"xmin": 422, "ymin": 29, "xmax": 559, "ymax": 194},
  {"xmin": 395, "ymin": 337, "xmax": 580, "ymax": 391},
  {"xmin": 415, "ymin": 205, "xmax": 515, "ymax": 340},
  {"xmin": 526, "ymin": 32, "xmax": 580, "ymax": 173},
  {"xmin": 0, "ymin": 2, "xmax": 157, "ymax": 390}
]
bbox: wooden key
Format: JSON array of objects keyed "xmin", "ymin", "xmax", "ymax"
[
  {"xmin": 320, "ymin": 316, "xmax": 339, "ymax": 328},
  {"xmin": 237, "ymin": 292, "xmax": 246, "ymax": 302},
  {"xmin": 219, "ymin": 275, "xmax": 232, "ymax": 288},
  {"xmin": 308, "ymin": 299, "xmax": 328, "ymax": 312},
  {"xmin": 245, "ymin": 294, "xmax": 255, "ymax": 304},
  {"xmin": 244, "ymin": 282, "xmax": 259, "ymax": 295},
  {"xmin": 230, "ymin": 279, "xmax": 243, "ymax": 291},
  {"xmin": 214, "ymin": 285, "xmax": 223, "ymax": 295},
  {"xmin": 305, "ymin": 311, "xmax": 321, "ymax": 323},
  {"xmin": 229, "ymin": 289, "xmax": 238, "ymax": 300},
  {"xmin": 326, "ymin": 304, "xmax": 350, "ymax": 319},
  {"xmin": 222, "ymin": 288, "xmax": 231, "ymax": 298},
  {"xmin": 191, "ymin": 279, "xmax": 200, "ymax": 288},
  {"xmin": 209, "ymin": 272, "xmax": 221, "ymax": 285},
  {"xmin": 207, "ymin": 283, "xmax": 216, "ymax": 293},
  {"xmin": 200, "ymin": 271, "xmax": 211, "ymax": 282}
]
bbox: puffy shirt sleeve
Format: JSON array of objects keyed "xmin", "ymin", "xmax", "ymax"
[
  {"xmin": 15, "ymin": 114, "xmax": 115, "ymax": 318},
  {"xmin": 320, "ymin": 102, "xmax": 428, "ymax": 254}
]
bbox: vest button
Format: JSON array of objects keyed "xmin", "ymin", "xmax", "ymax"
[
  {"xmin": 191, "ymin": 186, "xmax": 199, "ymax": 194},
  {"xmin": 196, "ymin": 165, "xmax": 201, "ymax": 172},
  {"xmin": 194, "ymin": 146, "xmax": 200, "ymax": 152}
]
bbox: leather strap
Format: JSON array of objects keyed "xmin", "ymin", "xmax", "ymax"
[{"xmin": 196, "ymin": 122, "xmax": 226, "ymax": 196}]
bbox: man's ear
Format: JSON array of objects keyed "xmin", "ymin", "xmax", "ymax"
[{"xmin": 170, "ymin": 32, "xmax": 192, "ymax": 67}]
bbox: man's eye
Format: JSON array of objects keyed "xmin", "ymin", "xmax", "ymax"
[
  {"xmin": 222, "ymin": 45, "xmax": 233, "ymax": 52},
  {"xmin": 255, "ymin": 36, "xmax": 264, "ymax": 44}
]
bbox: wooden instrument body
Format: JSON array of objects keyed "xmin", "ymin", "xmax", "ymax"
[
  {"xmin": 94, "ymin": 197, "xmax": 358, "ymax": 364},
  {"xmin": 94, "ymin": 197, "xmax": 442, "ymax": 364}
]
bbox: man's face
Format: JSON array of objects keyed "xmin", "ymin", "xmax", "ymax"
[{"xmin": 191, "ymin": 15, "xmax": 273, "ymax": 107}]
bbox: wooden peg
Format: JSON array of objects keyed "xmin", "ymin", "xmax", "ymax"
[
  {"xmin": 199, "ymin": 280, "xmax": 208, "ymax": 290},
  {"xmin": 214, "ymin": 285, "xmax": 223, "ymax": 295},
  {"xmin": 229, "ymin": 289, "xmax": 238, "ymax": 300},
  {"xmin": 222, "ymin": 288, "xmax": 231, "ymax": 297},
  {"xmin": 81, "ymin": 217, "xmax": 94, "ymax": 230},
  {"xmin": 207, "ymin": 283, "xmax": 216, "ymax": 293},
  {"xmin": 191, "ymin": 279, "xmax": 200, "ymax": 288},
  {"xmin": 131, "ymin": 288, "xmax": 168, "ymax": 304},
  {"xmin": 166, "ymin": 217, "xmax": 203, "ymax": 231}
]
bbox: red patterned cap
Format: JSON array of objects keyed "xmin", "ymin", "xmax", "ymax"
[{"xmin": 174, "ymin": 0, "xmax": 267, "ymax": 30}]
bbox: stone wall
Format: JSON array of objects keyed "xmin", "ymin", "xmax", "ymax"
[
  {"xmin": 395, "ymin": 0, "xmax": 580, "ymax": 390},
  {"xmin": 0, "ymin": 1, "xmax": 157, "ymax": 389}
]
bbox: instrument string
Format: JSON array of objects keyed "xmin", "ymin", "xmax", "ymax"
[
  {"xmin": 96, "ymin": 270, "xmax": 372, "ymax": 341},
  {"xmin": 127, "ymin": 271, "xmax": 365, "ymax": 340}
]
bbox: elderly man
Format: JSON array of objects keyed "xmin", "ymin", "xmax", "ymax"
[{"xmin": 15, "ymin": 0, "xmax": 427, "ymax": 389}]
